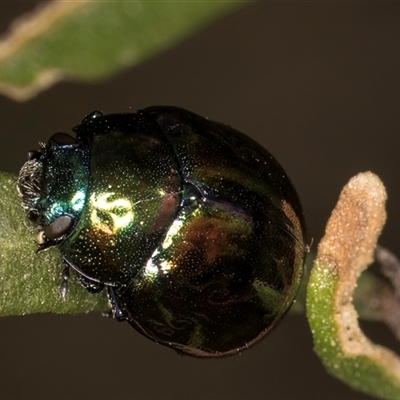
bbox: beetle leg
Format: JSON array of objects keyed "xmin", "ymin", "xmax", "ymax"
[
  {"xmin": 78, "ymin": 274, "xmax": 104, "ymax": 293},
  {"xmin": 59, "ymin": 265, "xmax": 70, "ymax": 298},
  {"xmin": 106, "ymin": 287, "xmax": 125, "ymax": 322}
]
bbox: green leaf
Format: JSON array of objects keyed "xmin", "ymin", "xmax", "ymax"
[
  {"xmin": 0, "ymin": 171, "xmax": 108, "ymax": 317},
  {"xmin": 307, "ymin": 172, "xmax": 400, "ymax": 399},
  {"xmin": 0, "ymin": 0, "xmax": 246, "ymax": 101}
]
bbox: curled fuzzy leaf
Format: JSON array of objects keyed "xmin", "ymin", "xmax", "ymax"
[{"xmin": 307, "ymin": 172, "xmax": 400, "ymax": 399}]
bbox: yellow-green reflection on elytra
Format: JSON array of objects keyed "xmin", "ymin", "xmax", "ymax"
[
  {"xmin": 142, "ymin": 208, "xmax": 198, "ymax": 278},
  {"xmin": 90, "ymin": 192, "xmax": 134, "ymax": 234},
  {"xmin": 162, "ymin": 216, "xmax": 185, "ymax": 249},
  {"xmin": 143, "ymin": 250, "xmax": 174, "ymax": 278},
  {"xmin": 144, "ymin": 253, "xmax": 159, "ymax": 277},
  {"xmin": 160, "ymin": 260, "xmax": 173, "ymax": 273}
]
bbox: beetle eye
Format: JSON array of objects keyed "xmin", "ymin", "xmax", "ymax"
[
  {"xmin": 44, "ymin": 215, "xmax": 73, "ymax": 240},
  {"xmin": 48, "ymin": 133, "xmax": 76, "ymax": 145}
]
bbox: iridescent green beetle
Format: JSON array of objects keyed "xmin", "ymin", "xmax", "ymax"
[{"xmin": 18, "ymin": 106, "xmax": 306, "ymax": 357}]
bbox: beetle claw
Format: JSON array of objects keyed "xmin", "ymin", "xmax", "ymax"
[
  {"xmin": 101, "ymin": 310, "xmax": 113, "ymax": 318},
  {"xmin": 106, "ymin": 287, "xmax": 126, "ymax": 322}
]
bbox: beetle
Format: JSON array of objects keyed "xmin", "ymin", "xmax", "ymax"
[{"xmin": 18, "ymin": 106, "xmax": 306, "ymax": 357}]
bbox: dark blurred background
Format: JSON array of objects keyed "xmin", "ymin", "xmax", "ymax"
[{"xmin": 1, "ymin": 2, "xmax": 400, "ymax": 399}]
